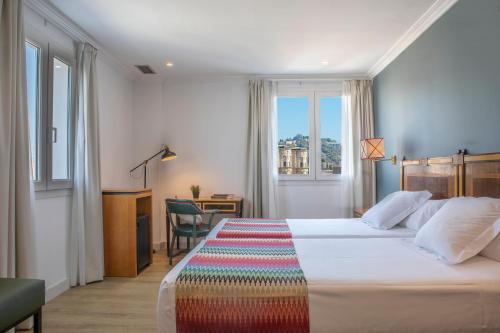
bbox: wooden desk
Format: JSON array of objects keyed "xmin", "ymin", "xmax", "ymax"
[
  {"xmin": 193, "ymin": 197, "xmax": 243, "ymax": 217},
  {"xmin": 102, "ymin": 188, "xmax": 153, "ymax": 277},
  {"xmin": 166, "ymin": 196, "xmax": 243, "ymax": 256}
]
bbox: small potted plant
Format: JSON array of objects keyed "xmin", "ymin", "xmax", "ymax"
[{"xmin": 190, "ymin": 185, "xmax": 201, "ymax": 199}]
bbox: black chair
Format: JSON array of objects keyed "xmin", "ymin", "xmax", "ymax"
[
  {"xmin": 165, "ymin": 199, "xmax": 217, "ymax": 265},
  {"xmin": 0, "ymin": 278, "xmax": 45, "ymax": 333}
]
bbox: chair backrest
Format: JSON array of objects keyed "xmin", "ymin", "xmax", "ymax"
[
  {"xmin": 166, "ymin": 199, "xmax": 203, "ymax": 215},
  {"xmin": 165, "ymin": 199, "xmax": 203, "ymax": 229}
]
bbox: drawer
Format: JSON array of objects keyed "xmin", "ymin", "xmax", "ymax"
[{"xmin": 202, "ymin": 202, "xmax": 236, "ymax": 213}]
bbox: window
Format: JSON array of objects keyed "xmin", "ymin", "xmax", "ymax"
[
  {"xmin": 277, "ymin": 91, "xmax": 342, "ymax": 180},
  {"xmin": 25, "ymin": 42, "xmax": 41, "ymax": 182},
  {"xmin": 50, "ymin": 57, "xmax": 72, "ymax": 181},
  {"xmin": 318, "ymin": 95, "xmax": 342, "ymax": 176},
  {"xmin": 25, "ymin": 39, "xmax": 75, "ymax": 190},
  {"xmin": 277, "ymin": 97, "xmax": 311, "ymax": 176}
]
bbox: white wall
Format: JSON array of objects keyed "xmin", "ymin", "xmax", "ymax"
[
  {"xmin": 131, "ymin": 77, "xmax": 249, "ymax": 247},
  {"xmin": 98, "ymin": 58, "xmax": 135, "ymax": 188},
  {"xmin": 24, "ymin": 5, "xmax": 134, "ymax": 301},
  {"xmin": 278, "ymin": 182, "xmax": 344, "ymax": 218}
]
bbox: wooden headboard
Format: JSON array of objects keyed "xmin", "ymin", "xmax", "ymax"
[
  {"xmin": 400, "ymin": 154, "xmax": 463, "ymax": 199},
  {"xmin": 464, "ymin": 153, "xmax": 500, "ymax": 198},
  {"xmin": 400, "ymin": 152, "xmax": 500, "ymax": 199}
]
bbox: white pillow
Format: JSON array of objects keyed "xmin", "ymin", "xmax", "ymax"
[
  {"xmin": 177, "ymin": 214, "xmax": 202, "ymax": 225},
  {"xmin": 399, "ymin": 199, "xmax": 448, "ymax": 231},
  {"xmin": 362, "ymin": 190, "xmax": 432, "ymax": 230},
  {"xmin": 481, "ymin": 235, "xmax": 500, "ymax": 262},
  {"xmin": 414, "ymin": 197, "xmax": 500, "ymax": 264}
]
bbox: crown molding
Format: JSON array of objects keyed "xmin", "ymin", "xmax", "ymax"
[
  {"xmin": 24, "ymin": 0, "xmax": 136, "ymax": 79},
  {"xmin": 254, "ymin": 73, "xmax": 370, "ymax": 81},
  {"xmin": 368, "ymin": 0, "xmax": 459, "ymax": 78}
]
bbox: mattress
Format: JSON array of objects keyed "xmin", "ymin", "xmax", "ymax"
[
  {"xmin": 157, "ymin": 238, "xmax": 500, "ymax": 333},
  {"xmin": 206, "ymin": 218, "xmax": 417, "ymax": 239}
]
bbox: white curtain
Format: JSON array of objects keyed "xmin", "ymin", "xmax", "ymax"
[
  {"xmin": 70, "ymin": 43, "xmax": 104, "ymax": 286},
  {"xmin": 341, "ymin": 80, "xmax": 376, "ymax": 216},
  {"xmin": 244, "ymin": 80, "xmax": 279, "ymax": 218},
  {"xmin": 0, "ymin": 0, "xmax": 37, "ymax": 280}
]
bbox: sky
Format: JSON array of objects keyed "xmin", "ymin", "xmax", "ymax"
[{"xmin": 277, "ymin": 96, "xmax": 342, "ymax": 142}]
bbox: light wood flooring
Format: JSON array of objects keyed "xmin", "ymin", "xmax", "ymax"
[{"xmin": 27, "ymin": 252, "xmax": 183, "ymax": 333}]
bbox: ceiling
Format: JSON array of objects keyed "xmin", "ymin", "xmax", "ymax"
[{"xmin": 47, "ymin": 0, "xmax": 437, "ymax": 78}]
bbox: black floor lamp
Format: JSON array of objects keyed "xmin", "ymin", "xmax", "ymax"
[{"xmin": 130, "ymin": 145, "xmax": 177, "ymax": 188}]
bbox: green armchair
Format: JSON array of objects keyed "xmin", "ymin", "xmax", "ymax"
[
  {"xmin": 165, "ymin": 199, "xmax": 218, "ymax": 265},
  {"xmin": 0, "ymin": 278, "xmax": 45, "ymax": 333}
]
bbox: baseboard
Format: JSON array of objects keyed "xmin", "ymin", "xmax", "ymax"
[
  {"xmin": 153, "ymin": 241, "xmax": 167, "ymax": 252},
  {"xmin": 45, "ymin": 278, "xmax": 70, "ymax": 302},
  {"xmin": 153, "ymin": 238, "xmax": 191, "ymax": 253}
]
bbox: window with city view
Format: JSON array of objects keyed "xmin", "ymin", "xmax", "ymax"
[
  {"xmin": 277, "ymin": 97, "xmax": 310, "ymax": 175},
  {"xmin": 277, "ymin": 94, "xmax": 342, "ymax": 179},
  {"xmin": 319, "ymin": 96, "xmax": 342, "ymax": 175}
]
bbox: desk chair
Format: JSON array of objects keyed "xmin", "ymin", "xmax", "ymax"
[{"xmin": 165, "ymin": 199, "xmax": 217, "ymax": 265}]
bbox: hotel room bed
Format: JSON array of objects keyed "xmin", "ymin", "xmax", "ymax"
[
  {"xmin": 206, "ymin": 217, "xmax": 417, "ymax": 239},
  {"xmin": 157, "ymin": 237, "xmax": 500, "ymax": 333}
]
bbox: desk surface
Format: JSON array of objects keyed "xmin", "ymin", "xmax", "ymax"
[
  {"xmin": 174, "ymin": 196, "xmax": 243, "ymax": 202},
  {"xmin": 103, "ymin": 188, "xmax": 152, "ymax": 195}
]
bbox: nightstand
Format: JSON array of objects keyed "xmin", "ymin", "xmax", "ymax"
[{"xmin": 353, "ymin": 208, "xmax": 368, "ymax": 218}]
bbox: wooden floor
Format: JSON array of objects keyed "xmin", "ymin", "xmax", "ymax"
[{"xmin": 28, "ymin": 253, "xmax": 183, "ymax": 333}]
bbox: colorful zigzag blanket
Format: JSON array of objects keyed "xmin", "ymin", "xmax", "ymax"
[
  {"xmin": 175, "ymin": 238, "xmax": 309, "ymax": 333},
  {"xmin": 216, "ymin": 218, "xmax": 292, "ymax": 239}
]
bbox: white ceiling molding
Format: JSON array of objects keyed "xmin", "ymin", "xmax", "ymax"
[
  {"xmin": 368, "ymin": 0, "xmax": 459, "ymax": 78},
  {"xmin": 254, "ymin": 73, "xmax": 370, "ymax": 82},
  {"xmin": 24, "ymin": 0, "xmax": 136, "ymax": 79}
]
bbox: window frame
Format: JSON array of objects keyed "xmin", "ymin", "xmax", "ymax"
[
  {"xmin": 314, "ymin": 91, "xmax": 342, "ymax": 181},
  {"xmin": 25, "ymin": 37, "xmax": 48, "ymax": 191},
  {"xmin": 46, "ymin": 45, "xmax": 75, "ymax": 190},
  {"xmin": 276, "ymin": 88, "xmax": 342, "ymax": 182},
  {"xmin": 25, "ymin": 34, "xmax": 75, "ymax": 191}
]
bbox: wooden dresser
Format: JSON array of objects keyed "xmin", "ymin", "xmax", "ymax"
[{"xmin": 102, "ymin": 188, "xmax": 153, "ymax": 277}]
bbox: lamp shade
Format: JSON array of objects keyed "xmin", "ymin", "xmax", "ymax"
[
  {"xmin": 360, "ymin": 138, "xmax": 385, "ymax": 160},
  {"xmin": 161, "ymin": 147, "xmax": 177, "ymax": 161}
]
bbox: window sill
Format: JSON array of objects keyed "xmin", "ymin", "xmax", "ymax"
[
  {"xmin": 278, "ymin": 178, "xmax": 341, "ymax": 186},
  {"xmin": 35, "ymin": 188, "xmax": 72, "ymax": 199}
]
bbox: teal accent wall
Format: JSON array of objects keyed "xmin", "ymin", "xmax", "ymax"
[{"xmin": 374, "ymin": 0, "xmax": 500, "ymax": 200}]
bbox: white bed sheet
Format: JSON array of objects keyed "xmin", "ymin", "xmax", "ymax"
[
  {"xmin": 158, "ymin": 238, "xmax": 500, "ymax": 333},
  {"xmin": 206, "ymin": 218, "xmax": 416, "ymax": 239}
]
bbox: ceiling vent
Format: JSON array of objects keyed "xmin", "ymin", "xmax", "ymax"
[{"xmin": 135, "ymin": 65, "xmax": 156, "ymax": 74}]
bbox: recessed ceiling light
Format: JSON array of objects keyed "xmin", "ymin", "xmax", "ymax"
[
  {"xmin": 165, "ymin": 62, "xmax": 174, "ymax": 68},
  {"xmin": 321, "ymin": 61, "xmax": 329, "ymax": 66}
]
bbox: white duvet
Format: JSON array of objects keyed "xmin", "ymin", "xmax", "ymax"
[
  {"xmin": 206, "ymin": 218, "xmax": 416, "ymax": 239},
  {"xmin": 158, "ymin": 238, "xmax": 500, "ymax": 333}
]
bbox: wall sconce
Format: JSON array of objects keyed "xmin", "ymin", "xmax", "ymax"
[{"xmin": 360, "ymin": 138, "xmax": 397, "ymax": 165}]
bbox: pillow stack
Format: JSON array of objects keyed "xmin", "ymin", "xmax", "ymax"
[
  {"xmin": 362, "ymin": 191, "xmax": 432, "ymax": 230},
  {"xmin": 399, "ymin": 199, "xmax": 448, "ymax": 231},
  {"xmin": 414, "ymin": 197, "xmax": 500, "ymax": 264}
]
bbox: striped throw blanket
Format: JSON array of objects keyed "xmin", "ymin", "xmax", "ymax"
[
  {"xmin": 175, "ymin": 239, "xmax": 309, "ymax": 333},
  {"xmin": 216, "ymin": 218, "xmax": 292, "ymax": 239}
]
